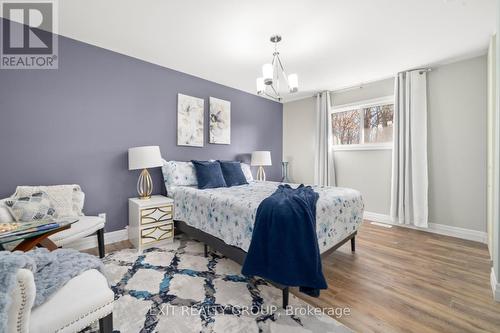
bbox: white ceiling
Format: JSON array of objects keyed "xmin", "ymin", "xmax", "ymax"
[{"xmin": 52, "ymin": 0, "xmax": 497, "ymax": 101}]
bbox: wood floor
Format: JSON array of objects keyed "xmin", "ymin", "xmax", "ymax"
[
  {"xmin": 87, "ymin": 221, "xmax": 500, "ymax": 333},
  {"xmin": 299, "ymin": 222, "xmax": 500, "ymax": 333}
]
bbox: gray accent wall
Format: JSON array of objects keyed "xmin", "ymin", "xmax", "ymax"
[
  {"xmin": 283, "ymin": 56, "xmax": 487, "ymax": 232},
  {"xmin": 0, "ymin": 31, "xmax": 283, "ymax": 232}
]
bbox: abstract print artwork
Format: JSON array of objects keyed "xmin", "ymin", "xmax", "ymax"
[
  {"xmin": 209, "ymin": 97, "xmax": 231, "ymax": 144},
  {"xmin": 177, "ymin": 93, "xmax": 205, "ymax": 147}
]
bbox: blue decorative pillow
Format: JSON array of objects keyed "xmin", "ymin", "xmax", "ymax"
[
  {"xmin": 191, "ymin": 160, "xmax": 227, "ymax": 189},
  {"xmin": 218, "ymin": 161, "xmax": 248, "ymax": 187}
]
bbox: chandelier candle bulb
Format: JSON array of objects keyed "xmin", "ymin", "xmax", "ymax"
[
  {"xmin": 288, "ymin": 73, "xmax": 299, "ymax": 92},
  {"xmin": 262, "ymin": 63, "xmax": 274, "ymax": 84}
]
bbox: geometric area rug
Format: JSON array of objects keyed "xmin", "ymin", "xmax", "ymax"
[{"xmin": 98, "ymin": 236, "xmax": 352, "ymax": 333}]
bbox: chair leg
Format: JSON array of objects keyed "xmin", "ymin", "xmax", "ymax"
[
  {"xmin": 282, "ymin": 287, "xmax": 289, "ymax": 308},
  {"xmin": 97, "ymin": 228, "xmax": 105, "ymax": 258},
  {"xmin": 99, "ymin": 312, "xmax": 113, "ymax": 333},
  {"xmin": 351, "ymin": 236, "xmax": 356, "ymax": 252}
]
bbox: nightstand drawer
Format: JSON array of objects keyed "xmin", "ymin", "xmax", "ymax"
[
  {"xmin": 141, "ymin": 224, "xmax": 173, "ymax": 244},
  {"xmin": 129, "ymin": 195, "xmax": 175, "ymax": 251},
  {"xmin": 141, "ymin": 205, "xmax": 173, "ymax": 225}
]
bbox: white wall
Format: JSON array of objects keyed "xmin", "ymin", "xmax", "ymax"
[
  {"xmin": 334, "ymin": 150, "xmax": 392, "ymax": 214},
  {"xmin": 283, "ymin": 55, "xmax": 488, "ymax": 233},
  {"xmin": 488, "ymin": 35, "xmax": 497, "ymax": 255},
  {"xmin": 332, "ymin": 78, "xmax": 394, "ymax": 105},
  {"xmin": 283, "ymin": 97, "xmax": 316, "ymax": 184},
  {"xmin": 427, "ymin": 56, "xmax": 487, "ymax": 232},
  {"xmin": 332, "ymin": 78, "xmax": 394, "ymax": 214},
  {"xmin": 493, "ymin": 1, "xmax": 500, "ymax": 293}
]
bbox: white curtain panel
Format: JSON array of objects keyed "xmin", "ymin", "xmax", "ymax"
[
  {"xmin": 314, "ymin": 91, "xmax": 336, "ymax": 186},
  {"xmin": 390, "ymin": 71, "xmax": 429, "ymax": 228}
]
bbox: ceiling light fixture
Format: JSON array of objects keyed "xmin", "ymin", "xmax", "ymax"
[{"xmin": 256, "ymin": 35, "xmax": 298, "ymax": 101}]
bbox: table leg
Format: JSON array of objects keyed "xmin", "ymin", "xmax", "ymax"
[
  {"xmin": 38, "ymin": 238, "xmax": 59, "ymax": 251},
  {"xmin": 12, "ymin": 225, "xmax": 69, "ymax": 252}
]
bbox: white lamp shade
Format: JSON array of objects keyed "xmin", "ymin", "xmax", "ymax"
[
  {"xmin": 288, "ymin": 73, "xmax": 298, "ymax": 92},
  {"xmin": 262, "ymin": 63, "xmax": 273, "ymax": 82},
  {"xmin": 256, "ymin": 77, "xmax": 265, "ymax": 93},
  {"xmin": 128, "ymin": 146, "xmax": 163, "ymax": 170},
  {"xmin": 251, "ymin": 151, "xmax": 272, "ymax": 166}
]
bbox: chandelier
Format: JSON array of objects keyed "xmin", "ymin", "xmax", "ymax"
[{"xmin": 256, "ymin": 35, "xmax": 299, "ymax": 101}]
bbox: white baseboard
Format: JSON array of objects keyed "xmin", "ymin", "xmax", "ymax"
[
  {"xmin": 364, "ymin": 212, "xmax": 393, "ymax": 224},
  {"xmin": 491, "ymin": 268, "xmax": 500, "ymax": 302},
  {"xmin": 65, "ymin": 213, "xmax": 486, "ymax": 249},
  {"xmin": 64, "ymin": 228, "xmax": 129, "ymax": 251},
  {"xmin": 364, "ymin": 212, "xmax": 488, "ymax": 244}
]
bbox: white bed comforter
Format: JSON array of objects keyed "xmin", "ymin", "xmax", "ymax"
[{"xmin": 167, "ymin": 181, "xmax": 364, "ymax": 253}]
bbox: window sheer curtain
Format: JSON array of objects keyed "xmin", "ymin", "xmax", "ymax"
[
  {"xmin": 314, "ymin": 91, "xmax": 336, "ymax": 186},
  {"xmin": 390, "ymin": 71, "xmax": 428, "ymax": 227}
]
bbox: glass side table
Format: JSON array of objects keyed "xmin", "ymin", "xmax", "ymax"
[{"xmin": 0, "ymin": 219, "xmax": 78, "ymax": 252}]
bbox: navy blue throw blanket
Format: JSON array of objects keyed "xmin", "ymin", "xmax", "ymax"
[{"xmin": 241, "ymin": 184, "xmax": 327, "ymax": 297}]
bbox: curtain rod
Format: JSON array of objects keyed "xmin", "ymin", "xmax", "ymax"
[
  {"xmin": 312, "ymin": 67, "xmax": 432, "ymax": 96},
  {"xmin": 398, "ymin": 67, "xmax": 432, "ymax": 74}
]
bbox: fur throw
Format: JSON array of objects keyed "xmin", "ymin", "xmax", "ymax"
[{"xmin": 0, "ymin": 248, "xmax": 105, "ymax": 332}]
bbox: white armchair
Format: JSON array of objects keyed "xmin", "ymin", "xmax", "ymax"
[
  {"xmin": 6, "ymin": 268, "xmax": 114, "ymax": 333},
  {"xmin": 0, "ymin": 185, "xmax": 107, "ymax": 257},
  {"xmin": 49, "ymin": 216, "xmax": 106, "ymax": 258}
]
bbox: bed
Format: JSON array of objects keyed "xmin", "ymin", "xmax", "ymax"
[{"xmin": 165, "ymin": 178, "xmax": 364, "ymax": 307}]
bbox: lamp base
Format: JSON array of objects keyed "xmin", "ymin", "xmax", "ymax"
[
  {"xmin": 137, "ymin": 169, "xmax": 153, "ymax": 199},
  {"xmin": 256, "ymin": 166, "xmax": 266, "ymax": 181}
]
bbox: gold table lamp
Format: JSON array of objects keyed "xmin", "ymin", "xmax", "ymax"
[{"xmin": 128, "ymin": 146, "xmax": 163, "ymax": 199}]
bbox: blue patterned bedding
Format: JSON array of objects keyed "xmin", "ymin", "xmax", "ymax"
[{"xmin": 167, "ymin": 181, "xmax": 364, "ymax": 253}]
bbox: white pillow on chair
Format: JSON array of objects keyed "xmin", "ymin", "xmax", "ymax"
[
  {"xmin": 72, "ymin": 186, "xmax": 85, "ymax": 216},
  {"xmin": 15, "ymin": 185, "xmax": 84, "ymax": 217},
  {"xmin": 0, "ymin": 199, "xmax": 14, "ymax": 223},
  {"xmin": 4, "ymin": 192, "xmax": 57, "ymax": 221}
]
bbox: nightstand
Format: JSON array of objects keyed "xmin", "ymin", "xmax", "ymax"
[{"xmin": 128, "ymin": 195, "xmax": 174, "ymax": 251}]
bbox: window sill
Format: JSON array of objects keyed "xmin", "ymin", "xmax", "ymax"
[{"xmin": 332, "ymin": 144, "xmax": 393, "ymax": 151}]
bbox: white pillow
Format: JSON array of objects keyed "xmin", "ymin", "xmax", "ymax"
[
  {"xmin": 0, "ymin": 199, "xmax": 14, "ymax": 223},
  {"xmin": 15, "ymin": 185, "xmax": 84, "ymax": 217},
  {"xmin": 162, "ymin": 160, "xmax": 198, "ymax": 186},
  {"xmin": 5, "ymin": 192, "xmax": 56, "ymax": 221},
  {"xmin": 241, "ymin": 163, "xmax": 254, "ymax": 182},
  {"xmin": 72, "ymin": 186, "xmax": 85, "ymax": 216}
]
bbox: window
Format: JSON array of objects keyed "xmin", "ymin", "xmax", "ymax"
[{"xmin": 330, "ymin": 96, "xmax": 394, "ymax": 150}]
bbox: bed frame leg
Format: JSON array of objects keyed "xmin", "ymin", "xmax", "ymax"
[
  {"xmin": 351, "ymin": 236, "xmax": 356, "ymax": 252},
  {"xmin": 282, "ymin": 287, "xmax": 289, "ymax": 308},
  {"xmin": 204, "ymin": 244, "xmax": 208, "ymax": 257}
]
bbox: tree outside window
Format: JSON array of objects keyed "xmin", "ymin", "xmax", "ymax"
[{"xmin": 330, "ymin": 98, "xmax": 394, "ymax": 149}]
